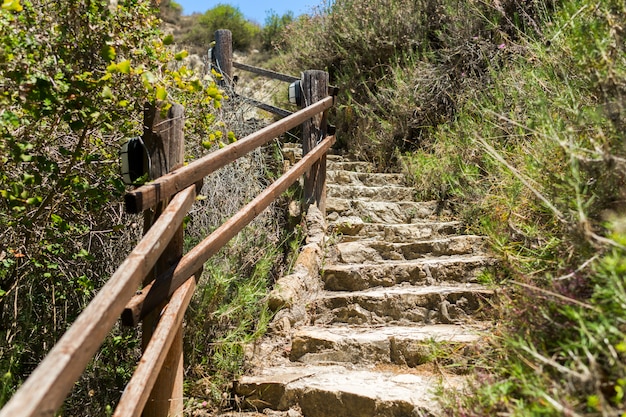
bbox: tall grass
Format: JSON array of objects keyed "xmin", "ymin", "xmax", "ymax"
[
  {"xmin": 413, "ymin": 0, "xmax": 626, "ymax": 414},
  {"xmin": 277, "ymin": 0, "xmax": 558, "ymax": 164},
  {"xmin": 278, "ymin": 0, "xmax": 626, "ymax": 414}
]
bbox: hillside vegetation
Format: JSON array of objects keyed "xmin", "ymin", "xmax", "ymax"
[
  {"xmin": 2, "ymin": 0, "xmax": 625, "ymax": 415},
  {"xmin": 276, "ymin": 0, "xmax": 626, "ymax": 415},
  {"xmin": 0, "ymin": 0, "xmax": 293, "ymax": 414}
]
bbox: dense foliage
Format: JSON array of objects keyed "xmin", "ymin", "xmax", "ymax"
[
  {"xmin": 182, "ymin": 4, "xmax": 260, "ymax": 52},
  {"xmin": 261, "ymin": 10, "xmax": 294, "ymax": 51},
  {"xmin": 0, "ymin": 0, "xmax": 228, "ymax": 413},
  {"xmin": 278, "ymin": 0, "xmax": 626, "ymax": 415}
]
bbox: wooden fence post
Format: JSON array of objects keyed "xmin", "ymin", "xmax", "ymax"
[
  {"xmin": 141, "ymin": 101, "xmax": 185, "ymax": 417},
  {"xmin": 214, "ymin": 29, "xmax": 233, "ymax": 86},
  {"xmin": 301, "ymin": 70, "xmax": 330, "ymax": 215}
]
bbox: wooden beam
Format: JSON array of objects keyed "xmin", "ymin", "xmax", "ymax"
[
  {"xmin": 232, "ymin": 61, "xmax": 299, "ymax": 83},
  {"xmin": 234, "ymin": 93, "xmax": 293, "ymax": 118},
  {"xmin": 113, "ymin": 277, "xmax": 196, "ymax": 417},
  {"xmin": 124, "ymin": 97, "xmax": 334, "ymax": 214},
  {"xmin": 301, "ymin": 70, "xmax": 330, "ymax": 215},
  {"xmin": 0, "ymin": 185, "xmax": 196, "ymax": 417},
  {"xmin": 214, "ymin": 29, "xmax": 233, "ymax": 86},
  {"xmin": 141, "ymin": 101, "xmax": 186, "ymax": 417},
  {"xmin": 122, "ymin": 135, "xmax": 336, "ymax": 326}
]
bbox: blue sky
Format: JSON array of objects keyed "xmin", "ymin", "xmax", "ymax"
[{"xmin": 175, "ymin": 0, "xmax": 325, "ymax": 24}]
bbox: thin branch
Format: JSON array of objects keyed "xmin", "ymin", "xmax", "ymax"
[
  {"xmin": 540, "ymin": 393, "xmax": 585, "ymax": 417},
  {"xmin": 554, "ymin": 255, "xmax": 600, "ymax": 280},
  {"xmin": 511, "ymin": 280, "xmax": 600, "ymax": 312},
  {"xmin": 477, "ymin": 137, "xmax": 567, "ymax": 223},
  {"xmin": 519, "ymin": 344, "xmax": 589, "ymax": 382}
]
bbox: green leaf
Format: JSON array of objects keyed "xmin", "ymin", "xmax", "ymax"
[
  {"xmin": 2, "ymin": 0, "xmax": 23, "ymax": 12},
  {"xmin": 155, "ymin": 85, "xmax": 167, "ymax": 101},
  {"xmin": 142, "ymin": 71, "xmax": 156, "ymax": 85},
  {"xmin": 0, "ymin": 288, "xmax": 5, "ymax": 297},
  {"xmin": 100, "ymin": 45, "xmax": 116, "ymax": 62},
  {"xmin": 174, "ymin": 50, "xmax": 188, "ymax": 61},
  {"xmin": 22, "ymin": 173, "xmax": 35, "ymax": 184},
  {"xmin": 163, "ymin": 34, "xmax": 174, "ymax": 45},
  {"xmin": 101, "ymin": 86, "xmax": 114, "ymax": 99},
  {"xmin": 117, "ymin": 60, "xmax": 131, "ymax": 74}
]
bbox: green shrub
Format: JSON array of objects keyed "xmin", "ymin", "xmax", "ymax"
[
  {"xmin": 277, "ymin": 0, "xmax": 559, "ymax": 164},
  {"xmin": 0, "ymin": 0, "xmax": 225, "ymax": 412},
  {"xmin": 184, "ymin": 4, "xmax": 260, "ymax": 52},
  {"xmin": 261, "ymin": 10, "xmax": 294, "ymax": 51},
  {"xmin": 159, "ymin": 0, "xmax": 183, "ymax": 24}
]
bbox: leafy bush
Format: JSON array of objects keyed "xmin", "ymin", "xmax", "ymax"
[
  {"xmin": 0, "ymin": 0, "xmax": 226, "ymax": 412},
  {"xmin": 184, "ymin": 4, "xmax": 260, "ymax": 52},
  {"xmin": 261, "ymin": 10, "xmax": 294, "ymax": 51},
  {"xmin": 159, "ymin": 0, "xmax": 183, "ymax": 24},
  {"xmin": 277, "ymin": 0, "xmax": 559, "ymax": 163}
]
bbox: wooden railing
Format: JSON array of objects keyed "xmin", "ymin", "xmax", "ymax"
[{"xmin": 0, "ymin": 29, "xmax": 336, "ymax": 417}]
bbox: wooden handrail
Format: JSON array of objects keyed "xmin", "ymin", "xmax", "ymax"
[
  {"xmin": 125, "ymin": 96, "xmax": 334, "ymax": 214},
  {"xmin": 0, "ymin": 185, "xmax": 196, "ymax": 417},
  {"xmin": 232, "ymin": 61, "xmax": 300, "ymax": 83},
  {"xmin": 1, "ymin": 27, "xmax": 335, "ymax": 415},
  {"xmin": 113, "ymin": 278, "xmax": 197, "ymax": 417},
  {"xmin": 122, "ymin": 134, "xmax": 336, "ymax": 326}
]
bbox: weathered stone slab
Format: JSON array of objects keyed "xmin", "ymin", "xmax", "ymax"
[
  {"xmin": 314, "ymin": 284, "xmax": 494, "ymax": 325},
  {"xmin": 323, "ymin": 255, "xmax": 492, "ymax": 291},
  {"xmin": 327, "ymin": 198, "xmax": 441, "ymax": 223},
  {"xmin": 327, "ymin": 171, "xmax": 407, "ymax": 187},
  {"xmin": 330, "ymin": 221, "xmax": 463, "ymax": 242},
  {"xmin": 327, "ymin": 184, "xmax": 416, "ymax": 202},
  {"xmin": 290, "ymin": 324, "xmax": 485, "ymax": 367},
  {"xmin": 236, "ymin": 365, "xmax": 462, "ymax": 417},
  {"xmin": 335, "ymin": 236, "xmax": 486, "ymax": 263},
  {"xmin": 236, "ymin": 368, "xmax": 314, "ymax": 410},
  {"xmin": 326, "ymin": 161, "xmax": 374, "ymax": 172}
]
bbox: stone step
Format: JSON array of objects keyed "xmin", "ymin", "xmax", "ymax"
[
  {"xmin": 282, "ymin": 144, "xmax": 302, "ymax": 164},
  {"xmin": 327, "ymin": 170, "xmax": 406, "ymax": 187},
  {"xmin": 313, "ymin": 284, "xmax": 494, "ymax": 325},
  {"xmin": 281, "ymin": 147, "xmax": 375, "ymax": 173},
  {"xmin": 327, "ymin": 184, "xmax": 416, "ymax": 202},
  {"xmin": 329, "ymin": 218, "xmax": 463, "ymax": 242},
  {"xmin": 327, "ymin": 198, "xmax": 443, "ymax": 224},
  {"xmin": 334, "ymin": 236, "xmax": 486, "ymax": 264},
  {"xmin": 323, "ymin": 255, "xmax": 492, "ymax": 291},
  {"xmin": 290, "ymin": 324, "xmax": 487, "ymax": 368},
  {"xmin": 236, "ymin": 364, "xmax": 462, "ymax": 417},
  {"xmin": 327, "ymin": 160, "xmax": 374, "ymax": 173}
]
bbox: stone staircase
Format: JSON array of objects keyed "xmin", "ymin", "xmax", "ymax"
[{"xmin": 230, "ymin": 147, "xmax": 496, "ymax": 417}]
